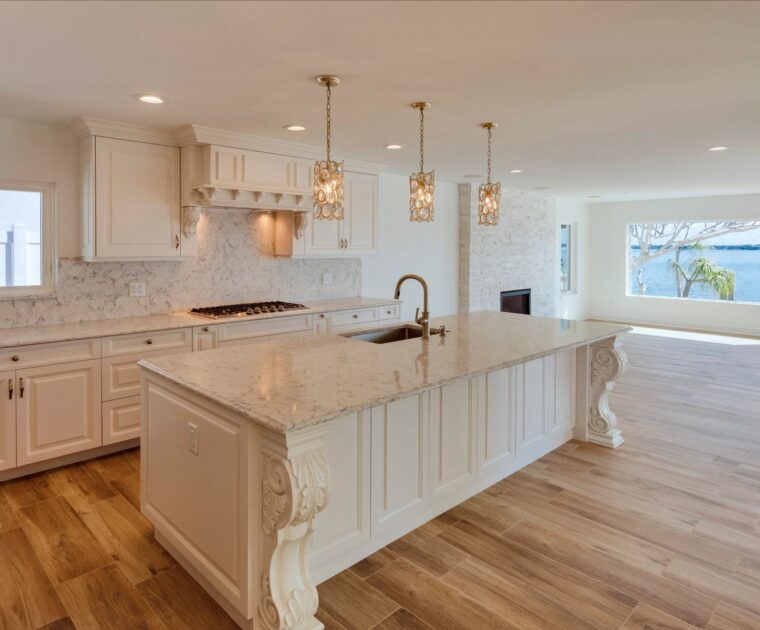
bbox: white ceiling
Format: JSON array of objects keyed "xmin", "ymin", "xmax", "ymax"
[{"xmin": 2, "ymin": 0, "xmax": 760, "ymax": 201}]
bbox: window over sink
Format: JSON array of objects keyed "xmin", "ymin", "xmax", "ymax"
[{"xmin": 0, "ymin": 179, "xmax": 56, "ymax": 297}]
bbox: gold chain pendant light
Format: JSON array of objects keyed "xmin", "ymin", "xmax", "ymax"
[
  {"xmin": 409, "ymin": 102, "xmax": 434, "ymax": 222},
  {"xmin": 313, "ymin": 75, "xmax": 344, "ymax": 220},
  {"xmin": 478, "ymin": 122, "xmax": 501, "ymax": 226}
]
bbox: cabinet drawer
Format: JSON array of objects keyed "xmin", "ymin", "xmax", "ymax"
[
  {"xmin": 330, "ymin": 308, "xmax": 376, "ymax": 328},
  {"xmin": 0, "ymin": 338, "xmax": 101, "ymax": 371},
  {"xmin": 193, "ymin": 325, "xmax": 219, "ymax": 351},
  {"xmin": 103, "ymin": 395, "xmax": 141, "ymax": 445},
  {"xmin": 103, "ymin": 328, "xmax": 192, "ymax": 357},
  {"xmin": 217, "ymin": 315, "xmax": 313, "ymax": 343},
  {"xmin": 218, "ymin": 330, "xmax": 313, "ymax": 348},
  {"xmin": 377, "ymin": 305, "xmax": 400, "ymax": 320},
  {"xmin": 102, "ymin": 346, "xmax": 192, "ymax": 401}
]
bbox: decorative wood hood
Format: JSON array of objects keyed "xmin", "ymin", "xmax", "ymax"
[{"xmin": 71, "ymin": 117, "xmax": 387, "ymax": 213}]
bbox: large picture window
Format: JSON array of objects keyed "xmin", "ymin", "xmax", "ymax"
[
  {"xmin": 0, "ymin": 179, "xmax": 56, "ymax": 296},
  {"xmin": 628, "ymin": 221, "xmax": 760, "ymax": 303}
]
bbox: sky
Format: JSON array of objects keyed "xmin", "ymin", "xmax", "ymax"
[
  {"xmin": 0, "ymin": 190, "xmax": 42, "ymax": 231},
  {"xmin": 634, "ymin": 222, "xmax": 760, "ymax": 246}
]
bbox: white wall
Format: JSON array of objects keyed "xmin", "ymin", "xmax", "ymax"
[
  {"xmin": 0, "ymin": 116, "xmax": 79, "ymax": 257},
  {"xmin": 555, "ymin": 198, "xmax": 589, "ymax": 320},
  {"xmin": 362, "ymin": 173, "xmax": 459, "ymax": 322},
  {"xmin": 588, "ymin": 194, "xmax": 760, "ymax": 336}
]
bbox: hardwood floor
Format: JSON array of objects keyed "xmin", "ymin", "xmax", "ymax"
[{"xmin": 1, "ymin": 331, "xmax": 759, "ymax": 629}]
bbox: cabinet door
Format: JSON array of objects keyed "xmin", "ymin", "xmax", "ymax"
[
  {"xmin": 193, "ymin": 326, "xmax": 219, "ymax": 351},
  {"xmin": 103, "ymin": 395, "xmax": 141, "ymax": 445},
  {"xmin": 344, "ymin": 172, "xmax": 378, "ymax": 254},
  {"xmin": 305, "ymin": 214, "xmax": 343, "ymax": 255},
  {"xmin": 0, "ymin": 371, "xmax": 16, "ymax": 471},
  {"xmin": 95, "ymin": 137, "xmax": 180, "ymax": 258},
  {"xmin": 371, "ymin": 393, "xmax": 428, "ymax": 534},
  {"xmin": 478, "ymin": 368, "xmax": 516, "ymax": 483},
  {"xmin": 313, "ymin": 313, "xmax": 330, "ymax": 336},
  {"xmin": 16, "ymin": 360, "xmax": 101, "ymax": 465}
]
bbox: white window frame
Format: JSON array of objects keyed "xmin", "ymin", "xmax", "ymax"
[
  {"xmin": 0, "ymin": 179, "xmax": 57, "ymax": 298},
  {"xmin": 560, "ymin": 223, "xmax": 574, "ymax": 293}
]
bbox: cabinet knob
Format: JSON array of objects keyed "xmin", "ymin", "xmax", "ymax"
[
  {"xmin": 203, "ymin": 327, "xmax": 210, "ymax": 332},
  {"xmin": 352, "ymin": 314, "xmax": 359, "ymax": 319},
  {"xmin": 11, "ymin": 355, "xmax": 19, "ymax": 362},
  {"xmin": 146, "ymin": 338, "xmax": 153, "ymax": 345},
  {"xmin": 319, "ymin": 314, "xmax": 325, "ymax": 319},
  {"xmin": 387, "ymin": 310, "xmax": 392, "ymax": 315}
]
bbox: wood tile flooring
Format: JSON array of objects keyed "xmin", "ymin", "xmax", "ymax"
[{"xmin": 1, "ymin": 331, "xmax": 759, "ymax": 629}]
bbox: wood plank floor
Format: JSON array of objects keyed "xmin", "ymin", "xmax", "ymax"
[{"xmin": 1, "ymin": 331, "xmax": 759, "ymax": 629}]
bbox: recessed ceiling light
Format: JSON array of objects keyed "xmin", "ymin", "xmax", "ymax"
[
  {"xmin": 135, "ymin": 94, "xmax": 164, "ymax": 104},
  {"xmin": 285, "ymin": 125, "xmax": 306, "ymax": 131},
  {"xmin": 463, "ymin": 174, "xmax": 482, "ymax": 179},
  {"xmin": 384, "ymin": 144, "xmax": 403, "ymax": 150},
  {"xmin": 509, "ymin": 169, "xmax": 523, "ymax": 174},
  {"xmin": 708, "ymin": 146, "xmax": 728, "ymax": 151}
]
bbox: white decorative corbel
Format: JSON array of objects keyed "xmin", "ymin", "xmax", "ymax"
[
  {"xmin": 293, "ymin": 212, "xmax": 308, "ymax": 240},
  {"xmin": 230, "ymin": 189, "xmax": 240, "ymax": 200},
  {"xmin": 253, "ymin": 191, "xmax": 263, "ymax": 202},
  {"xmin": 587, "ymin": 336, "xmax": 628, "ymax": 448},
  {"xmin": 294, "ymin": 194, "xmax": 304, "ymax": 207},
  {"xmin": 182, "ymin": 206, "xmax": 202, "ymax": 237},
  {"xmin": 274, "ymin": 193, "xmax": 283, "ymax": 205}
]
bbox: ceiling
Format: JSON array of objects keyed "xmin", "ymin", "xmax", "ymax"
[{"xmin": 2, "ymin": 0, "xmax": 760, "ymax": 201}]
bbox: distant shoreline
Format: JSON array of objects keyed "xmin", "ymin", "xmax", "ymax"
[{"xmin": 631, "ymin": 244, "xmax": 760, "ymax": 251}]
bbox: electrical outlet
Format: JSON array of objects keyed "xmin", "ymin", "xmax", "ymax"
[
  {"xmin": 129, "ymin": 281, "xmax": 146, "ymax": 297},
  {"xmin": 322, "ymin": 273, "xmax": 333, "ymax": 286},
  {"xmin": 188, "ymin": 423, "xmax": 199, "ymax": 455}
]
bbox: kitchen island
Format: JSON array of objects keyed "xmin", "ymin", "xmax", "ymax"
[{"xmin": 138, "ymin": 311, "xmax": 630, "ymax": 630}]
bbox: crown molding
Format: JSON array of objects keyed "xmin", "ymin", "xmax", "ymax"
[
  {"xmin": 70, "ymin": 117, "xmax": 178, "ymax": 145},
  {"xmin": 175, "ymin": 124, "xmax": 387, "ymax": 175}
]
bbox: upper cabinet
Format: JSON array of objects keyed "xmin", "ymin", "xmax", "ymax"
[
  {"xmin": 275, "ymin": 170, "xmax": 378, "ymax": 258},
  {"xmin": 79, "ymin": 136, "xmax": 186, "ymax": 261}
]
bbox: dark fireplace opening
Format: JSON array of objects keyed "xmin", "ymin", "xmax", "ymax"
[{"xmin": 500, "ymin": 289, "xmax": 531, "ymax": 315}]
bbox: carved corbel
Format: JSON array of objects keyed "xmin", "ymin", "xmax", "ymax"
[
  {"xmin": 588, "ymin": 336, "xmax": 628, "ymax": 448},
  {"xmin": 259, "ymin": 440, "xmax": 329, "ymax": 630},
  {"xmin": 293, "ymin": 212, "xmax": 308, "ymax": 240},
  {"xmin": 182, "ymin": 206, "xmax": 202, "ymax": 237},
  {"xmin": 274, "ymin": 193, "xmax": 283, "ymax": 205}
]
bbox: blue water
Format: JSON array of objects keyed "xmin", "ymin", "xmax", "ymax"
[{"xmin": 630, "ymin": 248, "xmax": 760, "ymax": 303}]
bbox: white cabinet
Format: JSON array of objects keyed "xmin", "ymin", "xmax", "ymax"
[
  {"xmin": 103, "ymin": 396, "xmax": 141, "ymax": 446},
  {"xmin": 0, "ymin": 371, "xmax": 16, "ymax": 471},
  {"xmin": 80, "ymin": 136, "xmax": 183, "ymax": 260},
  {"xmin": 274, "ymin": 171, "xmax": 379, "ymax": 258},
  {"xmin": 478, "ymin": 368, "xmax": 517, "ymax": 484},
  {"xmin": 16, "ymin": 359, "xmax": 101, "ymax": 466}
]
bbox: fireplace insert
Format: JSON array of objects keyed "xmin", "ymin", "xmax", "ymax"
[{"xmin": 500, "ymin": 289, "xmax": 531, "ymax": 315}]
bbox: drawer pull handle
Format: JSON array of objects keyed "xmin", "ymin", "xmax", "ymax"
[
  {"xmin": 146, "ymin": 339, "xmax": 153, "ymax": 345},
  {"xmin": 7, "ymin": 379, "xmax": 12, "ymax": 400},
  {"xmin": 175, "ymin": 234, "xmax": 180, "ymax": 249},
  {"xmin": 19, "ymin": 377, "xmax": 24, "ymax": 399},
  {"xmin": 11, "ymin": 355, "xmax": 19, "ymax": 362}
]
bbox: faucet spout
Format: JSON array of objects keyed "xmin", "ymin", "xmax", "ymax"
[{"xmin": 393, "ymin": 274, "xmax": 430, "ymax": 339}]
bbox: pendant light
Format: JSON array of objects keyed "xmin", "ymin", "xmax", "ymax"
[
  {"xmin": 409, "ymin": 102, "xmax": 434, "ymax": 222},
  {"xmin": 478, "ymin": 122, "xmax": 501, "ymax": 226},
  {"xmin": 313, "ymin": 75, "xmax": 344, "ymax": 220}
]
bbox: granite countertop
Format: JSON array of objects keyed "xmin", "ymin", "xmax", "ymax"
[
  {"xmin": 0, "ymin": 296, "xmax": 400, "ymax": 348},
  {"xmin": 140, "ymin": 311, "xmax": 631, "ymax": 434}
]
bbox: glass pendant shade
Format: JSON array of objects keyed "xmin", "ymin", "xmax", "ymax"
[
  {"xmin": 410, "ymin": 170, "xmax": 435, "ymax": 222},
  {"xmin": 313, "ymin": 159, "xmax": 344, "ymax": 220},
  {"xmin": 478, "ymin": 181, "xmax": 500, "ymax": 225},
  {"xmin": 409, "ymin": 102, "xmax": 434, "ymax": 222},
  {"xmin": 314, "ymin": 75, "xmax": 344, "ymax": 220},
  {"xmin": 478, "ymin": 122, "xmax": 501, "ymax": 226}
]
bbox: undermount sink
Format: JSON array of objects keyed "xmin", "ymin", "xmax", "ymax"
[{"xmin": 343, "ymin": 324, "xmax": 441, "ymax": 344}]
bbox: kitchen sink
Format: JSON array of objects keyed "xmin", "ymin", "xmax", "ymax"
[{"xmin": 343, "ymin": 324, "xmax": 441, "ymax": 344}]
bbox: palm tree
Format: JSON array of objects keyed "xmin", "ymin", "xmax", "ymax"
[{"xmin": 668, "ymin": 243, "xmax": 736, "ymax": 300}]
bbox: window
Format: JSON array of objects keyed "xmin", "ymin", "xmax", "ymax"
[
  {"xmin": 628, "ymin": 221, "xmax": 760, "ymax": 304},
  {"xmin": 560, "ymin": 223, "xmax": 573, "ymax": 292},
  {"xmin": 0, "ymin": 180, "xmax": 56, "ymax": 296}
]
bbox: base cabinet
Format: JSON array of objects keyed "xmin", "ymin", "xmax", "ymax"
[
  {"xmin": 16, "ymin": 360, "xmax": 102, "ymax": 466},
  {"xmin": 103, "ymin": 395, "xmax": 142, "ymax": 445}
]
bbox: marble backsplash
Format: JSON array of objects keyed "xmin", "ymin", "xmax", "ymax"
[{"xmin": 0, "ymin": 209, "xmax": 361, "ymax": 328}]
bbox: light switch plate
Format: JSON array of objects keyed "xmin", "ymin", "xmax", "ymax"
[
  {"xmin": 129, "ymin": 281, "xmax": 146, "ymax": 297},
  {"xmin": 322, "ymin": 273, "xmax": 333, "ymax": 286},
  {"xmin": 188, "ymin": 422, "xmax": 199, "ymax": 455}
]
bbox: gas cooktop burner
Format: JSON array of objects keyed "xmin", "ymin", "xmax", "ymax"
[{"xmin": 189, "ymin": 301, "xmax": 307, "ymax": 319}]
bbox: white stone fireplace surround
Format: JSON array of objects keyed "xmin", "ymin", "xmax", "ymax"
[{"xmin": 459, "ymin": 185, "xmax": 557, "ymax": 316}]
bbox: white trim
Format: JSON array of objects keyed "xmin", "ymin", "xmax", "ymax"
[
  {"xmin": 0, "ymin": 179, "xmax": 57, "ymax": 298},
  {"xmin": 70, "ymin": 117, "xmax": 177, "ymax": 146}
]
